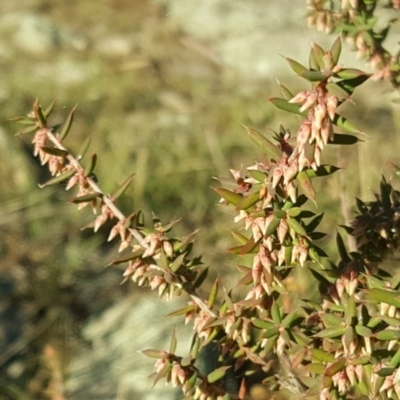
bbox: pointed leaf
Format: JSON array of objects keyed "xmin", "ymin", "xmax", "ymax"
[
  {"xmin": 230, "ymin": 230, "xmax": 248, "ymax": 245},
  {"xmin": 276, "ymin": 79, "xmax": 293, "ymax": 100},
  {"xmin": 207, "ymin": 366, "xmax": 231, "ymax": 384},
  {"xmin": 285, "ymin": 57, "xmax": 308, "ymax": 76},
  {"xmin": 306, "ymin": 164, "xmax": 340, "ymax": 178},
  {"xmin": 78, "ymin": 136, "xmax": 91, "ymax": 160},
  {"xmin": 314, "ymin": 326, "xmax": 346, "ymax": 338},
  {"xmin": 44, "ymin": 99, "xmax": 57, "ymax": 117},
  {"xmin": 333, "ymin": 115, "xmax": 362, "ymax": 134},
  {"xmin": 366, "ymin": 289, "xmax": 400, "ymax": 308},
  {"xmin": 325, "ymin": 357, "xmax": 346, "ymax": 377},
  {"xmin": 40, "ymin": 146, "xmax": 68, "ymax": 157},
  {"xmin": 84, "ymin": 153, "xmax": 97, "ymax": 177},
  {"xmin": 208, "ymin": 277, "xmax": 219, "ymax": 308},
  {"xmin": 60, "ymin": 105, "xmax": 77, "ymax": 140},
  {"xmin": 141, "ymin": 349, "xmax": 168, "ymax": 359},
  {"xmin": 330, "ymin": 37, "xmax": 342, "ymax": 65},
  {"xmin": 269, "ymin": 97, "xmax": 305, "ymax": 116},
  {"xmin": 112, "ymin": 173, "xmax": 135, "ymax": 200},
  {"xmin": 169, "ymin": 328, "xmax": 177, "ymax": 354},
  {"xmin": 70, "ymin": 192, "xmax": 101, "ymax": 203},
  {"xmin": 335, "ymin": 69, "xmax": 369, "ymax": 80},
  {"xmin": 297, "ymin": 171, "xmax": 316, "ymax": 203},
  {"xmin": 39, "ymin": 169, "xmax": 76, "ymax": 188},
  {"xmin": 244, "ymin": 126, "xmax": 282, "ymax": 161},
  {"xmin": 336, "ymin": 232, "xmax": 349, "ymax": 261},
  {"xmin": 235, "ymin": 192, "xmax": 260, "ymax": 211},
  {"xmin": 309, "ymin": 43, "xmax": 324, "ymax": 71},
  {"xmin": 170, "ymin": 253, "xmax": 186, "ymax": 272},
  {"xmin": 214, "ymin": 188, "xmax": 242, "ymax": 206},
  {"xmin": 301, "ymin": 70, "xmax": 330, "ymax": 82},
  {"xmin": 35, "ymin": 103, "xmax": 47, "ymax": 128},
  {"xmin": 194, "ymin": 267, "xmax": 209, "ymax": 289}
]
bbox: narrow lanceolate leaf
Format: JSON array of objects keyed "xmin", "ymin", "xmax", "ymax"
[
  {"xmin": 44, "ymin": 99, "xmax": 57, "ymax": 117},
  {"xmin": 330, "ymin": 37, "xmax": 341, "ymax": 65},
  {"xmin": 276, "ymin": 79, "xmax": 293, "ymax": 100},
  {"xmin": 78, "ymin": 136, "xmax": 91, "ymax": 160},
  {"xmin": 325, "ymin": 358, "xmax": 346, "ymax": 377},
  {"xmin": 60, "ymin": 105, "xmax": 77, "ymax": 140},
  {"xmin": 112, "ymin": 173, "xmax": 135, "ymax": 200},
  {"xmin": 252, "ymin": 319, "xmax": 275, "ymax": 330},
  {"xmin": 333, "ymin": 115, "xmax": 362, "ymax": 135},
  {"xmin": 375, "ymin": 330, "xmax": 400, "ymax": 341},
  {"xmin": 70, "ymin": 192, "xmax": 101, "ymax": 203},
  {"xmin": 39, "ymin": 169, "xmax": 76, "ymax": 188},
  {"xmin": 17, "ymin": 125, "xmax": 39, "ymax": 134},
  {"xmin": 309, "ymin": 42, "xmax": 324, "ymax": 71},
  {"xmin": 240, "ymin": 237, "xmax": 259, "ymax": 255},
  {"xmin": 230, "ymin": 230, "xmax": 248, "ymax": 245},
  {"xmin": 84, "ymin": 153, "xmax": 97, "ymax": 177},
  {"xmin": 366, "ymin": 289, "xmax": 400, "ymax": 308},
  {"xmin": 310, "ymin": 348, "xmax": 335, "ymax": 363},
  {"xmin": 141, "ymin": 349, "xmax": 167, "ymax": 359},
  {"xmin": 170, "ymin": 253, "xmax": 186, "ymax": 272},
  {"xmin": 106, "ymin": 249, "xmax": 145, "ymax": 266},
  {"xmin": 208, "ymin": 277, "xmax": 219, "ymax": 308},
  {"xmin": 389, "ymin": 347, "xmax": 400, "ymax": 368},
  {"xmin": 235, "ymin": 192, "xmax": 260, "ymax": 211},
  {"xmin": 244, "ymin": 126, "xmax": 282, "ymax": 161},
  {"xmin": 326, "ymin": 82, "xmax": 351, "ymax": 100},
  {"xmin": 297, "ymin": 171, "xmax": 316, "ymax": 203},
  {"xmin": 169, "ymin": 328, "xmax": 177, "ymax": 354},
  {"xmin": 287, "ymin": 218, "xmax": 308, "ymax": 237},
  {"xmin": 301, "ymin": 70, "xmax": 330, "ymax": 82},
  {"xmin": 328, "ymin": 133, "xmax": 360, "ymax": 145},
  {"xmin": 269, "ymin": 97, "xmax": 305, "ymax": 116},
  {"xmin": 285, "ymin": 57, "xmax": 308, "ymax": 76},
  {"xmin": 213, "ymin": 187, "xmax": 242, "ymax": 206},
  {"xmin": 335, "ymin": 69, "xmax": 369, "ymax": 80},
  {"xmin": 271, "ymin": 301, "xmax": 281, "ymax": 325},
  {"xmin": 355, "ymin": 325, "xmax": 372, "ymax": 337},
  {"xmin": 35, "ymin": 103, "xmax": 47, "ymax": 128},
  {"xmin": 314, "ymin": 326, "xmax": 346, "ymax": 338},
  {"xmin": 40, "ymin": 146, "xmax": 68, "ymax": 157},
  {"xmin": 207, "ymin": 366, "xmax": 231, "ymax": 384}
]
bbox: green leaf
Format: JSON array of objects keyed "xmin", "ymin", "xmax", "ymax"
[
  {"xmin": 355, "ymin": 325, "xmax": 372, "ymax": 337},
  {"xmin": 244, "ymin": 126, "xmax": 282, "ymax": 161},
  {"xmin": 70, "ymin": 192, "xmax": 101, "ymax": 203},
  {"xmin": 265, "ymin": 217, "xmax": 281, "ymax": 237},
  {"xmin": 276, "ymin": 79, "xmax": 294, "ymax": 100},
  {"xmin": 17, "ymin": 125, "xmax": 37, "ymax": 135},
  {"xmin": 301, "ymin": 70, "xmax": 330, "ymax": 82},
  {"xmin": 269, "ymin": 97, "xmax": 305, "ymax": 116},
  {"xmin": 39, "ymin": 169, "xmax": 76, "ymax": 188},
  {"xmin": 326, "ymin": 82, "xmax": 351, "ymax": 100},
  {"xmin": 77, "ymin": 136, "xmax": 91, "ymax": 160},
  {"xmin": 271, "ymin": 301, "xmax": 281, "ymax": 324},
  {"xmin": 325, "ymin": 357, "xmax": 346, "ymax": 377},
  {"xmin": 330, "ymin": 37, "xmax": 342, "ymax": 65},
  {"xmin": 240, "ymin": 237, "xmax": 259, "ymax": 255},
  {"xmin": 207, "ymin": 366, "xmax": 231, "ymax": 384},
  {"xmin": 213, "ymin": 188, "xmax": 242, "ymax": 206},
  {"xmin": 44, "ymin": 99, "xmax": 57, "ymax": 117},
  {"xmin": 252, "ymin": 319, "xmax": 275, "ymax": 330},
  {"xmin": 169, "ymin": 328, "xmax": 177, "ymax": 354},
  {"xmin": 310, "ymin": 348, "xmax": 335, "ymax": 363},
  {"xmin": 112, "ymin": 173, "xmax": 135, "ymax": 200},
  {"xmin": 335, "ymin": 68, "xmax": 369, "ymax": 80},
  {"xmin": 333, "ymin": 115, "xmax": 362, "ymax": 135},
  {"xmin": 208, "ymin": 277, "xmax": 219, "ymax": 308},
  {"xmin": 366, "ymin": 289, "xmax": 400, "ymax": 308},
  {"xmin": 170, "ymin": 252, "xmax": 186, "ymax": 272},
  {"xmin": 167, "ymin": 305, "xmax": 196, "ymax": 318},
  {"xmin": 297, "ymin": 171, "xmax": 316, "ymax": 203},
  {"xmin": 263, "ymin": 326, "xmax": 280, "ymax": 339},
  {"xmin": 328, "ymin": 133, "xmax": 360, "ymax": 145},
  {"xmin": 389, "ymin": 347, "xmax": 400, "ymax": 368},
  {"xmin": 235, "ymin": 192, "xmax": 260, "ymax": 211},
  {"xmin": 309, "ymin": 42, "xmax": 324, "ymax": 71},
  {"xmin": 84, "ymin": 153, "xmax": 97, "ymax": 177},
  {"xmin": 285, "ymin": 57, "xmax": 308, "ymax": 76},
  {"xmin": 60, "ymin": 105, "xmax": 77, "ymax": 140},
  {"xmin": 375, "ymin": 329, "xmax": 400, "ymax": 341},
  {"xmin": 34, "ymin": 102, "xmax": 47, "ymax": 128},
  {"xmin": 307, "ymin": 213, "xmax": 324, "ymax": 232},
  {"xmin": 106, "ymin": 248, "xmax": 144, "ymax": 266},
  {"xmin": 287, "ymin": 218, "xmax": 308, "ymax": 237},
  {"xmin": 230, "ymin": 230, "xmax": 248, "ymax": 245},
  {"xmin": 314, "ymin": 326, "xmax": 346, "ymax": 338},
  {"xmin": 141, "ymin": 349, "xmax": 167, "ymax": 359},
  {"xmin": 40, "ymin": 146, "xmax": 68, "ymax": 157},
  {"xmin": 286, "ymin": 207, "xmax": 302, "ymax": 217}
]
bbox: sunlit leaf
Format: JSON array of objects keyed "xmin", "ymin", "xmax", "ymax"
[{"xmin": 244, "ymin": 126, "xmax": 282, "ymax": 161}]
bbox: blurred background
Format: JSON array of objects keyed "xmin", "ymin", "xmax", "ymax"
[{"xmin": 0, "ymin": 1, "xmax": 399, "ymax": 399}]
